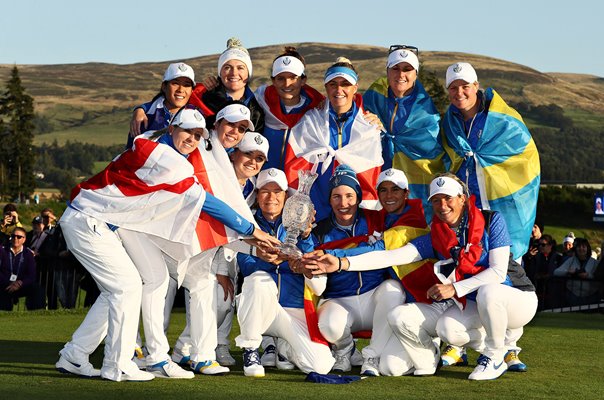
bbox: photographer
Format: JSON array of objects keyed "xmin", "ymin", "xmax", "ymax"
[{"xmin": 1, "ymin": 204, "xmax": 23, "ymax": 247}]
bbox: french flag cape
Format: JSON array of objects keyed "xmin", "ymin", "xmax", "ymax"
[{"xmin": 284, "ymin": 97, "xmax": 383, "ymax": 220}]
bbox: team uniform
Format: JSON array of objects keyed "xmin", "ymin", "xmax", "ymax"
[
  {"xmin": 255, "ymin": 83, "xmax": 324, "ymax": 169},
  {"xmin": 284, "ymin": 98, "xmax": 383, "ymax": 222},
  {"xmin": 57, "ymin": 132, "xmax": 255, "ymax": 381},
  {"xmin": 363, "ymin": 79, "xmax": 443, "ymax": 221},
  {"xmin": 236, "ymin": 209, "xmax": 335, "ymax": 374}
]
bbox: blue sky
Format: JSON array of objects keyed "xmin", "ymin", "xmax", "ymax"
[{"xmin": 2, "ymin": 0, "xmax": 603, "ymax": 77}]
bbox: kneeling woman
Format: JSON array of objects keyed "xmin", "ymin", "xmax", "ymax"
[
  {"xmin": 56, "ymin": 108, "xmax": 277, "ymax": 382},
  {"xmin": 304, "ymin": 173, "xmax": 537, "ymax": 381},
  {"xmin": 236, "ymin": 168, "xmax": 335, "ymax": 377}
]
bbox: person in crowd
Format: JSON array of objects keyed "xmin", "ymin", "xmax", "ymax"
[
  {"xmin": 41, "ymin": 208, "xmax": 57, "ymax": 232},
  {"xmin": 255, "ymin": 46, "xmax": 324, "ymax": 169},
  {"xmin": 561, "ymin": 232, "xmax": 576, "ymax": 262},
  {"xmin": 26, "ymin": 216, "xmax": 48, "ymax": 257},
  {"xmin": 284, "ymin": 57, "xmax": 383, "ymax": 222},
  {"xmin": 127, "ymin": 62, "xmax": 196, "ymax": 144},
  {"xmin": 188, "ymin": 37, "xmax": 264, "ymax": 131},
  {"xmin": 363, "ymin": 45, "xmax": 443, "ymax": 221},
  {"xmin": 303, "ymin": 173, "xmax": 537, "ymax": 381},
  {"xmin": 0, "ymin": 227, "xmax": 44, "ymax": 311},
  {"xmin": 304, "ymin": 165, "xmax": 400, "ymax": 375},
  {"xmin": 442, "ymin": 62, "xmax": 540, "ymax": 262},
  {"xmin": 55, "ymin": 107, "xmax": 278, "ymax": 382},
  {"xmin": 1, "ymin": 204, "xmax": 23, "ymax": 247},
  {"xmin": 305, "ymin": 167, "xmax": 431, "ymax": 376},
  {"xmin": 236, "ymin": 168, "xmax": 334, "ymax": 377},
  {"xmin": 554, "ymin": 238, "xmax": 601, "ymax": 306},
  {"xmin": 525, "ymin": 234, "xmax": 564, "ymax": 310}
]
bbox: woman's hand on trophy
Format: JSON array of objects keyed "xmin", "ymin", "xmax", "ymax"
[
  {"xmin": 301, "ymin": 251, "xmax": 342, "ymax": 274},
  {"xmin": 251, "ymin": 227, "xmax": 281, "ymax": 249}
]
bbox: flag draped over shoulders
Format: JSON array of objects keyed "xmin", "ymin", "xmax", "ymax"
[
  {"xmin": 71, "ymin": 135, "xmax": 205, "ymax": 249},
  {"xmin": 284, "ymin": 100, "xmax": 383, "ymax": 219},
  {"xmin": 256, "ymin": 84, "xmax": 324, "ymax": 130},
  {"xmin": 363, "ymin": 79, "xmax": 444, "ymax": 221},
  {"xmin": 187, "ymin": 133, "xmax": 256, "ymax": 255},
  {"xmin": 443, "ymin": 88, "xmax": 540, "ymax": 259},
  {"xmin": 381, "ymin": 199, "xmax": 437, "ymax": 303}
]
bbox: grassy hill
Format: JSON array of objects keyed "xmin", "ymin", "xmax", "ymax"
[{"xmin": 1, "ymin": 42, "xmax": 603, "ymax": 146}]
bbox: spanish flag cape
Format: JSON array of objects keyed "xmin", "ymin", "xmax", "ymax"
[
  {"xmin": 363, "ymin": 79, "xmax": 444, "ymax": 221},
  {"xmin": 443, "ymin": 88, "xmax": 540, "ymax": 259},
  {"xmin": 381, "ymin": 199, "xmax": 438, "ymax": 304},
  {"xmin": 430, "ymin": 196, "xmax": 486, "ymax": 308}
]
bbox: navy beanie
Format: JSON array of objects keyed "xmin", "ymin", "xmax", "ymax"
[{"xmin": 329, "ymin": 165, "xmax": 362, "ymax": 200}]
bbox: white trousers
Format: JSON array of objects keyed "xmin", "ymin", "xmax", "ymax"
[
  {"xmin": 387, "ymin": 301, "xmax": 453, "ymax": 374},
  {"xmin": 318, "ymin": 279, "xmax": 405, "ymax": 358},
  {"xmin": 215, "ymin": 274, "xmax": 235, "ymax": 345},
  {"xmin": 176, "ymin": 248, "xmax": 220, "ymax": 362},
  {"xmin": 118, "ymin": 229, "xmax": 171, "ymax": 365},
  {"xmin": 235, "ymin": 271, "xmax": 334, "ymax": 374},
  {"xmin": 59, "ymin": 208, "xmax": 142, "ymax": 380},
  {"xmin": 436, "ymin": 284, "xmax": 538, "ymax": 360}
]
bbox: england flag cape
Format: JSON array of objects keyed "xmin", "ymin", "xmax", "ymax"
[
  {"xmin": 70, "ymin": 135, "xmax": 206, "ymax": 259},
  {"xmin": 71, "ymin": 133, "xmax": 255, "ymax": 266},
  {"xmin": 284, "ymin": 100, "xmax": 383, "ymax": 219}
]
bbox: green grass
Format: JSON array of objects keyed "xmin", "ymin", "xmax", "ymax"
[
  {"xmin": 0, "ymin": 310, "xmax": 603, "ymax": 400},
  {"xmin": 33, "ymin": 109, "xmax": 131, "ymax": 146},
  {"xmin": 564, "ymin": 108, "xmax": 604, "ymax": 131}
]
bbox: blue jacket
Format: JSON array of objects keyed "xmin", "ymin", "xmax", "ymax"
[
  {"xmin": 237, "ymin": 209, "xmax": 313, "ymax": 308},
  {"xmin": 311, "ymin": 211, "xmax": 388, "ymax": 299}
]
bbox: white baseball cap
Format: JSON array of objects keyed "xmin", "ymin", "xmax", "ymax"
[
  {"xmin": 163, "ymin": 62, "xmax": 196, "ymax": 85},
  {"xmin": 256, "ymin": 168, "xmax": 288, "ymax": 191},
  {"xmin": 236, "ymin": 132, "xmax": 269, "ymax": 159},
  {"xmin": 215, "ymin": 104, "xmax": 255, "ymax": 131},
  {"xmin": 387, "ymin": 50, "xmax": 419, "ymax": 71},
  {"xmin": 428, "ymin": 176, "xmax": 464, "ymax": 200},
  {"xmin": 376, "ymin": 168, "xmax": 409, "ymax": 190},
  {"xmin": 445, "ymin": 62, "xmax": 478, "ymax": 88},
  {"xmin": 217, "ymin": 38, "xmax": 253, "ymax": 78},
  {"xmin": 272, "ymin": 55, "xmax": 305, "ymax": 78},
  {"xmin": 170, "ymin": 108, "xmax": 208, "ymax": 136}
]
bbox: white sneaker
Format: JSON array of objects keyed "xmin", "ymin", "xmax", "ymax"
[
  {"xmin": 261, "ymin": 344, "xmax": 276, "ymax": 367},
  {"xmin": 216, "ymin": 344, "xmax": 236, "ymax": 367},
  {"xmin": 147, "ymin": 360, "xmax": 194, "ymax": 379},
  {"xmin": 118, "ymin": 369, "xmax": 155, "ymax": 382},
  {"xmin": 468, "ymin": 355, "xmax": 507, "ymax": 381},
  {"xmin": 332, "ymin": 348, "xmax": 352, "ymax": 373},
  {"xmin": 243, "ymin": 348, "xmax": 265, "ymax": 377},
  {"xmin": 56, "ymin": 355, "xmax": 101, "ymax": 377},
  {"xmin": 190, "ymin": 360, "xmax": 229, "ymax": 375},
  {"xmin": 360, "ymin": 357, "xmax": 380, "ymax": 376}
]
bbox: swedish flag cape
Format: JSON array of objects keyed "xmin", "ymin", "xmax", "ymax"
[
  {"xmin": 443, "ymin": 88, "xmax": 540, "ymax": 259},
  {"xmin": 363, "ymin": 79, "xmax": 444, "ymax": 221}
]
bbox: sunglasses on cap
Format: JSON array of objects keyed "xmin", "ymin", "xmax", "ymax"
[{"xmin": 388, "ymin": 45, "xmax": 419, "ymax": 57}]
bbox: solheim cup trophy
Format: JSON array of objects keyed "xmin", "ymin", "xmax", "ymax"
[{"xmin": 279, "ymin": 169, "xmax": 318, "ymax": 259}]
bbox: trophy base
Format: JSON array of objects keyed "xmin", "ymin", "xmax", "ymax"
[{"xmin": 279, "ymin": 244, "xmax": 302, "ymax": 259}]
